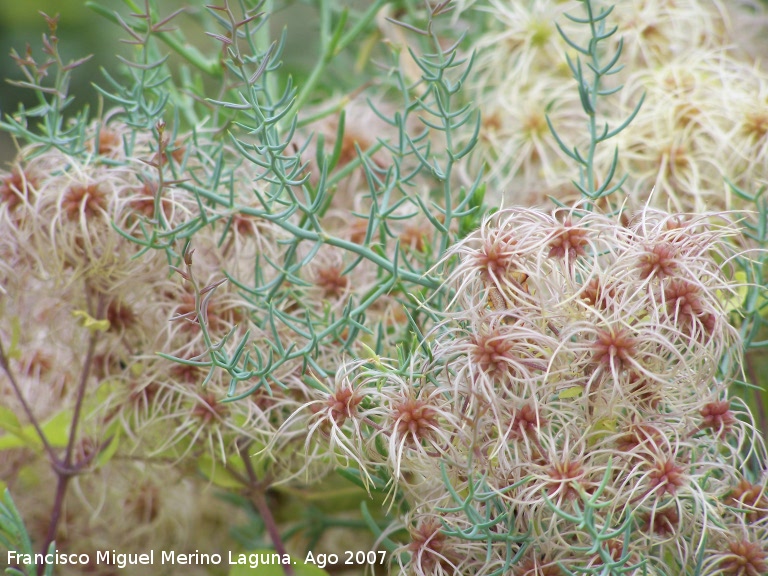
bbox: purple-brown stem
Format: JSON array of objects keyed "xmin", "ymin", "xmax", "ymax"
[
  {"xmin": 251, "ymin": 492, "xmax": 295, "ymax": 576},
  {"xmin": 37, "ymin": 294, "xmax": 107, "ymax": 575},
  {"xmin": 0, "ymin": 341, "xmax": 57, "ymax": 463},
  {"xmin": 62, "ymin": 295, "xmax": 106, "ymax": 471},
  {"xmin": 237, "ymin": 440, "xmax": 295, "ymax": 576}
]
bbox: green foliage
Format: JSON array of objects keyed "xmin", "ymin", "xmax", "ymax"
[
  {"xmin": 548, "ymin": 0, "xmax": 643, "ymax": 207},
  {"xmin": 0, "ymin": 409, "xmax": 72, "ymax": 452},
  {"xmin": 92, "ymin": 0, "xmax": 484, "ymax": 402},
  {"xmin": 0, "ymin": 489, "xmax": 54, "ymax": 576}
]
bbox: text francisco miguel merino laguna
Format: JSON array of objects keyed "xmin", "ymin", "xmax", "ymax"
[{"xmin": 7, "ymin": 550, "xmax": 299, "ymax": 570}]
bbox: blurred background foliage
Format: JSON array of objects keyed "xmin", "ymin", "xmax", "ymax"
[
  {"xmin": 0, "ymin": 0, "xmax": 120, "ymax": 160},
  {"xmin": 0, "ymin": 0, "xmax": 333, "ymax": 163}
]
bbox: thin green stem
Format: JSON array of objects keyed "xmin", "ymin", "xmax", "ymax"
[
  {"xmin": 62, "ymin": 293, "xmax": 107, "ymax": 472},
  {"xmin": 38, "ymin": 292, "xmax": 106, "ymax": 574},
  {"xmin": 88, "ymin": 0, "xmax": 221, "ymax": 76},
  {"xmin": 236, "ymin": 441, "xmax": 294, "ymax": 576},
  {"xmin": 0, "ymin": 342, "xmax": 57, "ymax": 465},
  {"xmin": 285, "ymin": 0, "xmax": 389, "ymax": 129}
]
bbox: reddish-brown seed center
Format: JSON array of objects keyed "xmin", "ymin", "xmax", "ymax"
[
  {"xmin": 699, "ymin": 400, "xmax": 736, "ymax": 433},
  {"xmin": 62, "ymin": 183, "xmax": 108, "ymax": 221},
  {"xmin": 546, "ymin": 459, "xmax": 586, "ymax": 501},
  {"xmin": 315, "ymin": 265, "xmax": 348, "ymax": 298},
  {"xmin": 548, "ymin": 222, "xmax": 589, "ymax": 260},
  {"xmin": 638, "ymin": 242, "xmax": 677, "ymax": 280},
  {"xmin": 592, "ymin": 328, "xmax": 637, "ymax": 369},
  {"xmin": 327, "ymin": 387, "xmax": 363, "ymax": 425},
  {"xmin": 647, "ymin": 458, "xmax": 685, "ymax": 496},
  {"xmin": 394, "ymin": 397, "xmax": 438, "ymax": 443},
  {"xmin": 719, "ymin": 540, "xmax": 768, "ymax": 576}
]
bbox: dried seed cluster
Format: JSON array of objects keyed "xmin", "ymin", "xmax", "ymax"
[{"xmin": 364, "ymin": 206, "xmax": 767, "ymax": 575}]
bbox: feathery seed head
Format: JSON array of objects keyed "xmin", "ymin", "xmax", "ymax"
[
  {"xmin": 727, "ymin": 479, "xmax": 768, "ymax": 524},
  {"xmin": 718, "ymin": 539, "xmax": 768, "ymax": 576},
  {"xmin": 699, "ymin": 400, "xmax": 737, "ymax": 434}
]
